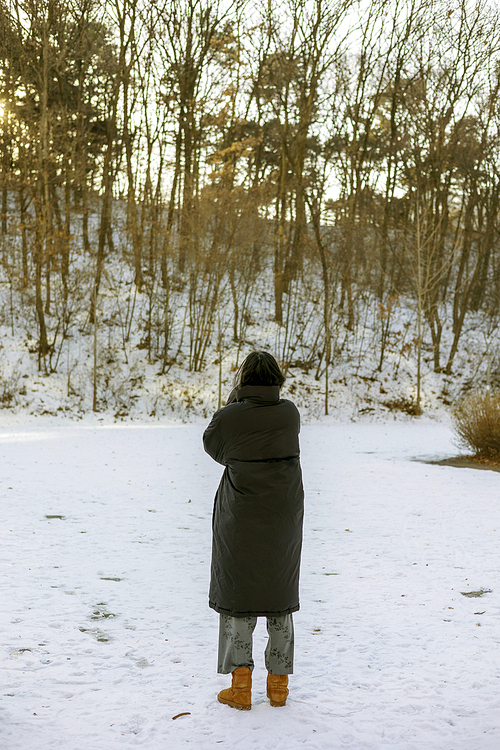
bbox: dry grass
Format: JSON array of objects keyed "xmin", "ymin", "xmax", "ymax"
[
  {"xmin": 382, "ymin": 397, "xmax": 422, "ymax": 416},
  {"xmin": 452, "ymin": 390, "xmax": 500, "ymax": 460}
]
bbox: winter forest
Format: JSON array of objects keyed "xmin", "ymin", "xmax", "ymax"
[
  {"xmin": 4, "ymin": 4, "xmax": 500, "ymax": 748},
  {"xmin": 1, "ymin": 0, "xmax": 500, "ymax": 418}
]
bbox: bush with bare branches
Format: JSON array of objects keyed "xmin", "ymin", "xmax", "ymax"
[{"xmin": 452, "ymin": 391, "xmax": 500, "ymax": 459}]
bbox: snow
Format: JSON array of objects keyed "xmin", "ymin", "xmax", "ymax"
[{"xmin": 1, "ymin": 415, "xmax": 499, "ymax": 749}]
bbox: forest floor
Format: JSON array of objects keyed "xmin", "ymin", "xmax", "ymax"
[
  {"xmin": 2, "ymin": 275, "xmax": 499, "ymax": 423},
  {"xmin": 1, "ymin": 414, "xmax": 499, "ymax": 750}
]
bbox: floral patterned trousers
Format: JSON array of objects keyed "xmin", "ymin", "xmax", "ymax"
[{"xmin": 218, "ymin": 613, "xmax": 294, "ymax": 675}]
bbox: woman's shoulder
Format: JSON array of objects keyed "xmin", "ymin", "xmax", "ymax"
[
  {"xmin": 279, "ymin": 396, "xmax": 299, "ymax": 411},
  {"xmin": 278, "ymin": 397, "xmax": 301, "ymax": 424}
]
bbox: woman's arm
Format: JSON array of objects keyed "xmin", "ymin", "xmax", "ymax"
[{"xmin": 203, "ymin": 410, "xmax": 227, "ymax": 465}]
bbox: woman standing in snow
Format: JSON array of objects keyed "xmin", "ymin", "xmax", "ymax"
[{"xmin": 203, "ymin": 351, "xmax": 304, "ymax": 710}]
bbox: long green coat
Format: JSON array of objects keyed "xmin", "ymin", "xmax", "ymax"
[{"xmin": 203, "ymin": 385, "xmax": 304, "ymax": 617}]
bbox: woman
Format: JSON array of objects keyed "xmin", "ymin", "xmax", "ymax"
[{"xmin": 203, "ymin": 351, "xmax": 304, "ymax": 710}]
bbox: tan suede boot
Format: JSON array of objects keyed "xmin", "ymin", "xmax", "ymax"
[
  {"xmin": 217, "ymin": 666, "xmax": 252, "ymax": 710},
  {"xmin": 267, "ymin": 673, "xmax": 289, "ymax": 707}
]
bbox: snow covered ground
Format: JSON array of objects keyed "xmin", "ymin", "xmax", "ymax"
[{"xmin": 1, "ymin": 414, "xmax": 499, "ymax": 750}]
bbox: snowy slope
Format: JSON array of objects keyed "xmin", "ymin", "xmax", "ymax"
[{"xmin": 1, "ymin": 416, "xmax": 499, "ymax": 750}]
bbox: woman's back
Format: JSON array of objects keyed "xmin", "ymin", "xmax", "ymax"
[
  {"xmin": 204, "ymin": 383, "xmax": 304, "ymax": 618},
  {"xmin": 203, "ymin": 385, "xmax": 300, "ymax": 464}
]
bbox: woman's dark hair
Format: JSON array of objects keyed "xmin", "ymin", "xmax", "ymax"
[{"xmin": 236, "ymin": 351, "xmax": 285, "ymax": 388}]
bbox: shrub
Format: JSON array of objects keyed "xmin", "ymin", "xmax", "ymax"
[
  {"xmin": 0, "ymin": 363, "xmax": 22, "ymax": 408},
  {"xmin": 452, "ymin": 391, "xmax": 500, "ymax": 459}
]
